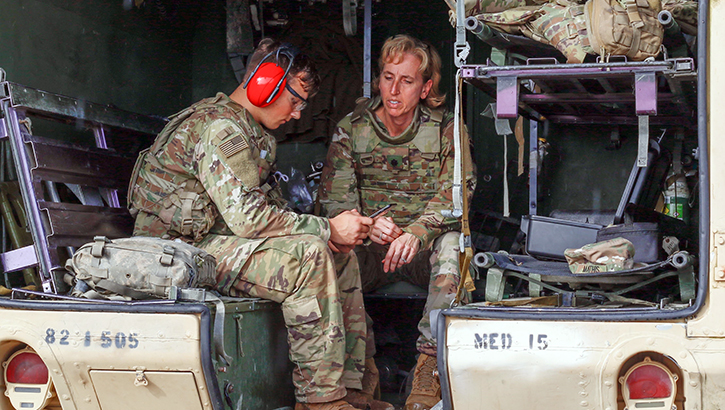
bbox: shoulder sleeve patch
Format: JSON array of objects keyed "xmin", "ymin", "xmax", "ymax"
[{"xmin": 218, "ymin": 134, "xmax": 249, "ymax": 159}]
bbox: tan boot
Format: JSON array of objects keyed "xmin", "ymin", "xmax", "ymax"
[
  {"xmin": 404, "ymin": 354, "xmax": 441, "ymax": 410},
  {"xmin": 345, "ymin": 358, "xmax": 394, "ymax": 410},
  {"xmin": 345, "ymin": 389, "xmax": 394, "ymax": 410},
  {"xmin": 294, "ymin": 399, "xmax": 357, "ymax": 410}
]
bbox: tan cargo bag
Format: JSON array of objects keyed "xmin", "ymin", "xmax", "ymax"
[
  {"xmin": 585, "ymin": 0, "xmax": 664, "ymax": 60},
  {"xmin": 66, "ymin": 236, "xmax": 217, "ymax": 300}
]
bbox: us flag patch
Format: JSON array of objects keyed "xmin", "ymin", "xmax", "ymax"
[{"xmin": 219, "ymin": 135, "xmax": 249, "ymax": 158}]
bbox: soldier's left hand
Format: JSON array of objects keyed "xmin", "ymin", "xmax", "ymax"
[
  {"xmin": 383, "ymin": 233, "xmax": 420, "ymax": 272},
  {"xmin": 370, "ymin": 216, "xmax": 403, "ymax": 245}
]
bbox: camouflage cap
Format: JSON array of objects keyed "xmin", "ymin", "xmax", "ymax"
[{"xmin": 564, "ymin": 237, "xmax": 635, "ymax": 274}]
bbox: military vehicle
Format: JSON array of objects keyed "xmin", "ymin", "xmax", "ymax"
[
  {"xmin": 435, "ymin": 0, "xmax": 714, "ymax": 409},
  {"xmin": 0, "ymin": 0, "xmax": 716, "ymax": 409}
]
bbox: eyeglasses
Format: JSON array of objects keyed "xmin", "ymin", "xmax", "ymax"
[{"xmin": 285, "ymin": 83, "xmax": 308, "ymax": 112}]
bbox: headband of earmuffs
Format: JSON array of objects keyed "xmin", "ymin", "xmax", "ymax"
[{"xmin": 243, "ymin": 44, "xmax": 298, "ymax": 107}]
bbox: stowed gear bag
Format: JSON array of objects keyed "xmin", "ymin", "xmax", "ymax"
[
  {"xmin": 66, "ymin": 236, "xmax": 217, "ymax": 300},
  {"xmin": 585, "ymin": 0, "xmax": 664, "ymax": 60},
  {"xmin": 470, "ymin": 0, "xmax": 665, "ymax": 63}
]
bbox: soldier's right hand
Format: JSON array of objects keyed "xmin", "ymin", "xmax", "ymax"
[
  {"xmin": 329, "ymin": 210, "xmax": 373, "ymax": 246},
  {"xmin": 328, "ymin": 241, "xmax": 355, "ymax": 254}
]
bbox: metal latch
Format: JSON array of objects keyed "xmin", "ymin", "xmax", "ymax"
[
  {"xmin": 715, "ymin": 234, "xmax": 725, "ymax": 282},
  {"xmin": 134, "ymin": 368, "xmax": 149, "ymax": 387}
]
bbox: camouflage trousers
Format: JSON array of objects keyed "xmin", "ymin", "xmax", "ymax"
[
  {"xmin": 197, "ymin": 233, "xmax": 366, "ymax": 403},
  {"xmin": 355, "ymin": 231, "xmax": 461, "ymax": 356}
]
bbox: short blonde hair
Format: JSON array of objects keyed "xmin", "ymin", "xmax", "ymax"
[{"xmin": 372, "ymin": 34, "xmax": 445, "ymax": 109}]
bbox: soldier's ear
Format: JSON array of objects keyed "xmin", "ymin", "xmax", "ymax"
[{"xmin": 420, "ymin": 79, "xmax": 433, "ymax": 100}]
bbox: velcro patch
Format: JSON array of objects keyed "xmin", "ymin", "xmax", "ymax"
[{"xmin": 219, "ymin": 135, "xmax": 249, "ymax": 158}]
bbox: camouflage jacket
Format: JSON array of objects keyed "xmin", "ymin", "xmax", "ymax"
[
  {"xmin": 129, "ymin": 93, "xmax": 331, "ymax": 245},
  {"xmin": 318, "ymin": 97, "xmax": 476, "ymax": 250}
]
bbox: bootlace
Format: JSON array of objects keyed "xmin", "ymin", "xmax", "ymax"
[{"xmin": 412, "ymin": 355, "xmax": 439, "ymax": 393}]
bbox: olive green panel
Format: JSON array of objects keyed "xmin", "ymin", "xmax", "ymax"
[
  {"xmin": 539, "ymin": 124, "xmax": 639, "ymax": 216},
  {"xmin": 214, "ymin": 299, "xmax": 295, "ymax": 410},
  {"xmin": 0, "ymin": 0, "xmax": 194, "ymax": 116}
]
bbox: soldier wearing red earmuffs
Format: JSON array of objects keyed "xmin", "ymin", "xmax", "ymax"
[{"xmin": 128, "ymin": 38, "xmax": 378, "ymax": 410}]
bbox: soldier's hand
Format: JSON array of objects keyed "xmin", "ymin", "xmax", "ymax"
[
  {"xmin": 329, "ymin": 210, "xmax": 373, "ymax": 246},
  {"xmin": 383, "ymin": 233, "xmax": 420, "ymax": 273},
  {"xmin": 328, "ymin": 240, "xmax": 355, "ymax": 254},
  {"xmin": 370, "ymin": 216, "xmax": 403, "ymax": 245}
]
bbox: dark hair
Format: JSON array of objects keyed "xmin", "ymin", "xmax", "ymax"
[
  {"xmin": 371, "ymin": 34, "xmax": 446, "ymax": 108},
  {"xmin": 244, "ymin": 38, "xmax": 321, "ymax": 96}
]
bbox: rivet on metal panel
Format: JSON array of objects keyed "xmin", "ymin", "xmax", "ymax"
[
  {"xmin": 62, "ymin": 395, "xmax": 70, "ymax": 401},
  {"xmin": 718, "ymin": 236, "xmax": 725, "ymax": 245},
  {"xmin": 579, "ymin": 401, "xmax": 589, "ymax": 407}
]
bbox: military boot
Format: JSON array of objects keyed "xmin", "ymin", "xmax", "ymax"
[
  {"xmin": 345, "ymin": 358, "xmax": 394, "ymax": 410},
  {"xmin": 404, "ymin": 354, "xmax": 441, "ymax": 410},
  {"xmin": 294, "ymin": 400, "xmax": 357, "ymax": 410}
]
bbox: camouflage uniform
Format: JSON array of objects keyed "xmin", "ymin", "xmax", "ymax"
[
  {"xmin": 128, "ymin": 93, "xmax": 366, "ymax": 403},
  {"xmin": 317, "ymin": 97, "xmax": 476, "ymax": 356}
]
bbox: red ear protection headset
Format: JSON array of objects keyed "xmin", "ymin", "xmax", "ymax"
[{"xmin": 243, "ymin": 44, "xmax": 299, "ymax": 107}]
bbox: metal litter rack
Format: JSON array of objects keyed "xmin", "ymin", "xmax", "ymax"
[{"xmin": 461, "ymin": 57, "xmax": 697, "ymax": 215}]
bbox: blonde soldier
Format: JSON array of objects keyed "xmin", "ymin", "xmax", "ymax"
[
  {"xmin": 128, "ymin": 39, "xmax": 377, "ymax": 410},
  {"xmin": 318, "ymin": 35, "xmax": 476, "ymax": 410}
]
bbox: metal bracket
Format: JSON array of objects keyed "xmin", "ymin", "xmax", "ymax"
[
  {"xmin": 634, "ymin": 72, "xmax": 657, "ymax": 116},
  {"xmin": 496, "ymin": 76, "xmax": 519, "ymax": 118},
  {"xmin": 454, "ymin": 0, "xmax": 470, "ymax": 67},
  {"xmin": 637, "ymin": 115, "xmax": 650, "ymax": 167},
  {"xmin": 343, "ymin": 0, "xmax": 358, "ymax": 36},
  {"xmin": 0, "ymin": 245, "xmax": 38, "ymax": 273}
]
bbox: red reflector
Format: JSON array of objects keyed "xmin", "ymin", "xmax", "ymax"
[
  {"xmin": 6, "ymin": 352, "xmax": 48, "ymax": 384},
  {"xmin": 626, "ymin": 364, "xmax": 672, "ymax": 399}
]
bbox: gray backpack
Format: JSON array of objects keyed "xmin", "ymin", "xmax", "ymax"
[{"xmin": 66, "ymin": 236, "xmax": 217, "ymax": 300}]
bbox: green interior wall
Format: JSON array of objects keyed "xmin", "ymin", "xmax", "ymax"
[{"xmin": 0, "ymin": 0, "xmax": 198, "ymax": 116}]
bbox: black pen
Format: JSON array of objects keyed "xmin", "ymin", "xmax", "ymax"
[{"xmin": 369, "ymin": 204, "xmax": 394, "ymax": 218}]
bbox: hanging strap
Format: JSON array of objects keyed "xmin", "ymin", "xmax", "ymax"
[{"xmin": 453, "ymin": 75, "xmax": 475, "ymax": 306}]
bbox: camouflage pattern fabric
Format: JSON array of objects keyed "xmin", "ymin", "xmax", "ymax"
[
  {"xmin": 205, "ymin": 233, "xmax": 366, "ymax": 402},
  {"xmin": 129, "ymin": 93, "xmax": 365, "ymax": 402},
  {"xmin": 444, "ymin": 0, "xmax": 548, "ymax": 26},
  {"xmin": 475, "ymin": 0, "xmax": 593, "ymax": 63},
  {"xmin": 356, "ymin": 232, "xmax": 462, "ymax": 355},
  {"xmin": 528, "ymin": 1, "xmax": 592, "ymax": 63},
  {"xmin": 662, "ymin": 0, "xmax": 697, "ymax": 34},
  {"xmin": 564, "ymin": 237, "xmax": 636, "ymax": 273},
  {"xmin": 318, "ymin": 97, "xmax": 476, "ymax": 251},
  {"xmin": 318, "ymin": 97, "xmax": 476, "ymax": 354},
  {"xmin": 129, "ymin": 93, "xmax": 328, "ymax": 245}
]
